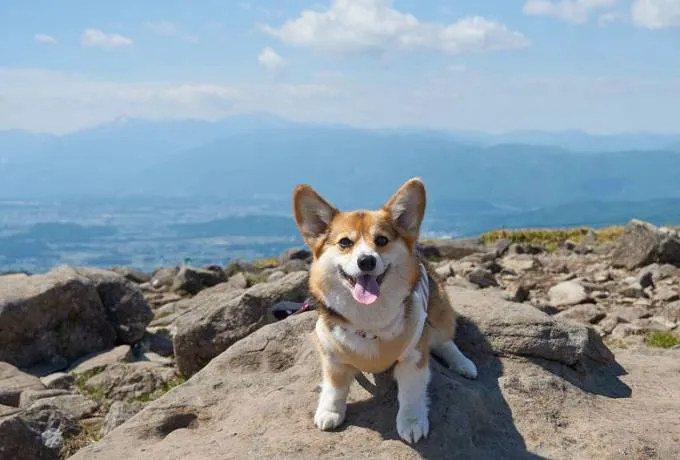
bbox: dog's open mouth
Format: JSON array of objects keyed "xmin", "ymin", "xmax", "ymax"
[{"xmin": 339, "ymin": 265, "xmax": 389, "ymax": 305}]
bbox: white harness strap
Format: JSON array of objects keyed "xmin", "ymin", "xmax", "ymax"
[{"xmin": 397, "ymin": 262, "xmax": 429, "ymax": 363}]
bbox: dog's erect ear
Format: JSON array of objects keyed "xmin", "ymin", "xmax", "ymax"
[
  {"xmin": 383, "ymin": 177, "xmax": 426, "ymax": 240},
  {"xmin": 292, "ymin": 184, "xmax": 338, "ymax": 247}
]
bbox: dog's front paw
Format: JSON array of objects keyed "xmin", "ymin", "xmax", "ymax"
[
  {"xmin": 455, "ymin": 355, "xmax": 478, "ymax": 380},
  {"xmin": 314, "ymin": 408, "xmax": 345, "ymax": 431},
  {"xmin": 396, "ymin": 410, "xmax": 429, "ymax": 444}
]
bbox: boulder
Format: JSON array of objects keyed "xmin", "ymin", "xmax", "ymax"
[
  {"xmin": 0, "ymin": 266, "xmax": 117, "ymax": 369},
  {"xmin": 173, "ymin": 271, "xmax": 309, "ymax": 377},
  {"xmin": 449, "ymin": 286, "xmax": 613, "ymax": 367},
  {"xmin": 75, "ymin": 267, "xmax": 154, "ymax": 344},
  {"xmin": 0, "ymin": 362, "xmax": 46, "ymax": 407},
  {"xmin": 71, "ymin": 290, "xmax": 680, "ymax": 460},
  {"xmin": 0, "ymin": 405, "xmax": 79, "ymax": 460},
  {"xmin": 612, "ymin": 219, "xmax": 680, "ymax": 269}
]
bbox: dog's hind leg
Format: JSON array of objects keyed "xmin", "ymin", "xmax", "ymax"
[{"xmin": 431, "ymin": 340, "xmax": 478, "ymax": 379}]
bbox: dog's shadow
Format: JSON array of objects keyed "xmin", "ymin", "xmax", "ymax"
[{"xmin": 337, "ymin": 320, "xmax": 631, "ymax": 459}]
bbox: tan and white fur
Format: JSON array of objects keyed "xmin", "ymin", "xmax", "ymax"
[{"xmin": 292, "ymin": 177, "xmax": 477, "ymax": 445}]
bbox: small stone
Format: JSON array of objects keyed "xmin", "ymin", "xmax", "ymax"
[
  {"xmin": 40, "ymin": 373, "xmax": 75, "ymax": 391},
  {"xmin": 619, "ymin": 283, "xmax": 648, "ymax": 299},
  {"xmin": 598, "ymin": 315, "xmax": 621, "ymax": 335},
  {"xmin": 101, "ymin": 401, "xmax": 144, "ymax": 436},
  {"xmin": 637, "ymin": 270, "xmax": 655, "ymax": 289},
  {"xmin": 67, "ymin": 345, "xmax": 134, "ymax": 376},
  {"xmin": 226, "ymin": 272, "xmax": 249, "ymax": 290},
  {"xmin": 19, "ymin": 389, "xmax": 71, "ymax": 409},
  {"xmin": 610, "ymin": 306, "xmax": 649, "ymax": 323},
  {"xmin": 548, "ymin": 281, "xmax": 592, "ymax": 308},
  {"xmin": 555, "ymin": 304, "xmax": 606, "ymax": 325},
  {"xmin": 467, "ymin": 269, "xmax": 499, "ymax": 289},
  {"xmin": 655, "ymin": 287, "xmax": 679, "ymax": 303},
  {"xmin": 28, "ymin": 394, "xmax": 99, "ymax": 420},
  {"xmin": 0, "ymin": 362, "xmax": 45, "ymax": 407},
  {"xmin": 267, "ymin": 271, "xmax": 286, "ymax": 283},
  {"xmin": 503, "ymin": 255, "xmax": 542, "ymax": 273},
  {"xmin": 662, "ymin": 301, "xmax": 680, "ymax": 323}
]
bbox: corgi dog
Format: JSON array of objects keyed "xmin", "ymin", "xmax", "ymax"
[{"xmin": 292, "ymin": 177, "xmax": 478, "ymax": 444}]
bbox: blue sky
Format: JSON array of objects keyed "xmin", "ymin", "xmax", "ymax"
[{"xmin": 1, "ymin": 0, "xmax": 679, "ymax": 134}]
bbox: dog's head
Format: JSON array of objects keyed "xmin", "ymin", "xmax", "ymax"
[{"xmin": 292, "ymin": 178, "xmax": 426, "ymax": 318}]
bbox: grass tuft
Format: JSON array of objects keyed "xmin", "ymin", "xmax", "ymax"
[
  {"xmin": 479, "ymin": 226, "xmax": 624, "ymax": 251},
  {"xmin": 128, "ymin": 374, "xmax": 187, "ymax": 404},
  {"xmin": 59, "ymin": 421, "xmax": 103, "ymax": 459},
  {"xmin": 644, "ymin": 331, "xmax": 680, "ymax": 349}
]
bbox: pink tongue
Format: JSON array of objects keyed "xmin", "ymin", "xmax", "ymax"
[{"xmin": 352, "ymin": 275, "xmax": 380, "ymax": 305}]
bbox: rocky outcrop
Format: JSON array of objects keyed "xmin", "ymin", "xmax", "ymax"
[
  {"xmin": 0, "ymin": 267, "xmax": 117, "ymax": 369},
  {"xmin": 173, "ymin": 271, "xmax": 309, "ymax": 377},
  {"xmin": 74, "ymin": 268, "xmax": 154, "ymax": 344},
  {"xmin": 70, "ymin": 299, "xmax": 680, "ymax": 460},
  {"xmin": 611, "ymin": 219, "xmax": 680, "ymax": 269}
]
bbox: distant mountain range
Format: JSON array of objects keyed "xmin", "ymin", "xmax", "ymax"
[{"xmin": 2, "ymin": 112, "xmax": 680, "ymax": 216}]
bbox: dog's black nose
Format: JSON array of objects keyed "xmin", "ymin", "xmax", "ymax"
[{"xmin": 357, "ymin": 254, "xmax": 377, "ymax": 272}]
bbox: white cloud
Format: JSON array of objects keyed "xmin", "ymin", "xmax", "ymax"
[
  {"xmin": 81, "ymin": 29, "xmax": 133, "ymax": 48},
  {"xmin": 258, "ymin": 47, "xmax": 286, "ymax": 73},
  {"xmin": 0, "ymin": 69, "xmax": 239, "ymax": 133},
  {"xmin": 263, "ymin": 0, "xmax": 529, "ymax": 55},
  {"xmin": 632, "ymin": 0, "xmax": 680, "ymax": 29},
  {"xmin": 523, "ymin": 0, "xmax": 618, "ymax": 24},
  {"xmin": 34, "ymin": 34, "xmax": 57, "ymax": 45},
  {"xmin": 2, "ymin": 67, "xmax": 679, "ymax": 135}
]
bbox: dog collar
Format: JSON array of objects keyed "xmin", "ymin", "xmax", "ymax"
[
  {"xmin": 397, "ymin": 262, "xmax": 429, "ymax": 363},
  {"xmin": 335, "ymin": 324, "xmax": 378, "ymax": 340}
]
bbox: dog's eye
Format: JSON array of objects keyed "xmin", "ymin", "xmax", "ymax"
[
  {"xmin": 338, "ymin": 237, "xmax": 353, "ymax": 248},
  {"xmin": 375, "ymin": 236, "xmax": 389, "ymax": 247}
]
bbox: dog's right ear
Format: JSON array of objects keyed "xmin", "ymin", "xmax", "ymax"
[{"xmin": 292, "ymin": 184, "xmax": 338, "ymax": 248}]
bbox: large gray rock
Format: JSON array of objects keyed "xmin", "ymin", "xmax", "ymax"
[
  {"xmin": 612, "ymin": 219, "xmax": 680, "ymax": 269},
  {"xmin": 0, "ymin": 267, "xmax": 116, "ymax": 369},
  {"xmin": 70, "ymin": 299, "xmax": 680, "ymax": 460},
  {"xmin": 449, "ymin": 285, "xmax": 614, "ymax": 367},
  {"xmin": 0, "ymin": 405, "xmax": 79, "ymax": 460},
  {"xmin": 75, "ymin": 267, "xmax": 154, "ymax": 344},
  {"xmin": 173, "ymin": 271, "xmax": 309, "ymax": 377},
  {"xmin": 0, "ymin": 362, "xmax": 46, "ymax": 407}
]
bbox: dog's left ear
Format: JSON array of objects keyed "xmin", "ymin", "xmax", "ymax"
[{"xmin": 383, "ymin": 177, "xmax": 426, "ymax": 240}]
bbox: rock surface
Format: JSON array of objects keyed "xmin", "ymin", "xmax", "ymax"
[
  {"xmin": 173, "ymin": 271, "xmax": 309, "ymax": 377},
  {"xmin": 0, "ymin": 266, "xmax": 116, "ymax": 368},
  {"xmin": 70, "ymin": 304, "xmax": 680, "ymax": 460},
  {"xmin": 0, "ymin": 362, "xmax": 45, "ymax": 407},
  {"xmin": 74, "ymin": 267, "xmax": 154, "ymax": 344}
]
